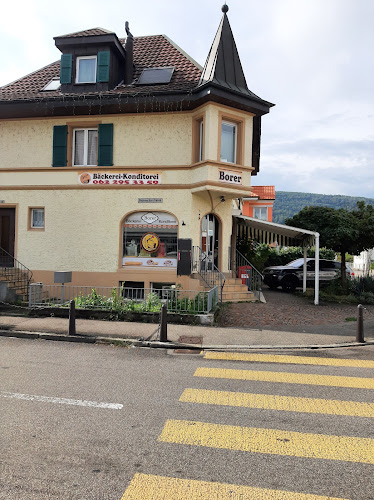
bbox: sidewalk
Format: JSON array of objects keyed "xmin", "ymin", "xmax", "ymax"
[{"xmin": 0, "ymin": 313, "xmax": 373, "ymax": 349}]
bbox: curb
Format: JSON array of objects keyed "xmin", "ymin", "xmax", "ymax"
[{"xmin": 1, "ymin": 328, "xmax": 373, "ymax": 350}]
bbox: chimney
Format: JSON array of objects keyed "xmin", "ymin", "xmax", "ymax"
[{"xmin": 124, "ymin": 21, "xmax": 134, "ymax": 84}]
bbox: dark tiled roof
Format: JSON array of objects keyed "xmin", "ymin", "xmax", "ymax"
[
  {"xmin": 54, "ymin": 27, "xmax": 115, "ymax": 38},
  {"xmin": 0, "ymin": 34, "xmax": 202, "ymax": 102}
]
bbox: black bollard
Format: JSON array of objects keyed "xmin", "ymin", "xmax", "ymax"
[
  {"xmin": 68, "ymin": 299, "xmax": 76, "ymax": 336},
  {"xmin": 356, "ymin": 304, "xmax": 364, "ymax": 343},
  {"xmin": 160, "ymin": 304, "xmax": 168, "ymax": 342}
]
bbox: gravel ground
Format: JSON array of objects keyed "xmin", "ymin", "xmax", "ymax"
[{"xmin": 217, "ymin": 287, "xmax": 374, "ymax": 336}]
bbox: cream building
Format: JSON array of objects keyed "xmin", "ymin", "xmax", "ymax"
[{"xmin": 0, "ymin": 7, "xmax": 273, "ymax": 300}]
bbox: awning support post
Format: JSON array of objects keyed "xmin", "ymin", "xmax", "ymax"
[
  {"xmin": 303, "ymin": 246, "xmax": 307, "ymax": 293},
  {"xmin": 314, "ymin": 233, "xmax": 320, "ymax": 305}
]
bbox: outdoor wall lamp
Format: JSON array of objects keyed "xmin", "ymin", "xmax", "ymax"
[{"xmin": 182, "ymin": 221, "xmax": 186, "ymax": 226}]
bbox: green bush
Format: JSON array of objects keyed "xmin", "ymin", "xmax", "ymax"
[{"xmin": 322, "ymin": 275, "xmax": 374, "ymax": 304}]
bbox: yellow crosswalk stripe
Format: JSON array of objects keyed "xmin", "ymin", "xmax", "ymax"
[
  {"xmin": 204, "ymin": 351, "xmax": 374, "ymax": 368},
  {"xmin": 159, "ymin": 419, "xmax": 374, "ymax": 464},
  {"xmin": 180, "ymin": 388, "xmax": 374, "ymax": 418},
  {"xmin": 194, "ymin": 367, "xmax": 374, "ymax": 389},
  {"xmin": 121, "ymin": 473, "xmax": 348, "ymax": 499}
]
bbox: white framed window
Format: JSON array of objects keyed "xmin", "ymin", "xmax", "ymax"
[
  {"xmin": 73, "ymin": 128, "xmax": 98, "ymax": 166},
  {"xmin": 31, "ymin": 208, "xmax": 44, "ymax": 229},
  {"xmin": 253, "ymin": 207, "xmax": 268, "ymax": 221},
  {"xmin": 220, "ymin": 121, "xmax": 237, "ymax": 163},
  {"xmin": 76, "ymin": 56, "xmax": 97, "ymax": 83}
]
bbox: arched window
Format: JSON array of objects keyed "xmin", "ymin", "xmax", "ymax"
[{"xmin": 122, "ymin": 212, "xmax": 178, "ymax": 268}]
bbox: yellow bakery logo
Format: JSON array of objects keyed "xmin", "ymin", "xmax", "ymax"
[
  {"xmin": 80, "ymin": 172, "xmax": 91, "ymax": 184},
  {"xmin": 141, "ymin": 233, "xmax": 160, "ymax": 253}
]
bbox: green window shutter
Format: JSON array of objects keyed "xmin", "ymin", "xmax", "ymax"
[
  {"xmin": 98, "ymin": 124, "xmax": 113, "ymax": 166},
  {"xmin": 52, "ymin": 125, "xmax": 68, "ymax": 167},
  {"xmin": 96, "ymin": 51, "xmax": 110, "ymax": 83},
  {"xmin": 60, "ymin": 54, "xmax": 72, "ymax": 84}
]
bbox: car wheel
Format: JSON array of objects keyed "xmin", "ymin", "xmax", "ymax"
[{"xmin": 281, "ymin": 276, "xmax": 298, "ymax": 292}]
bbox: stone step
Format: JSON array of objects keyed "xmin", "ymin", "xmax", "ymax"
[
  {"xmin": 222, "ymin": 284, "xmax": 249, "ymax": 292},
  {"xmin": 224, "ymin": 278, "xmax": 248, "ymax": 285},
  {"xmin": 222, "ymin": 291, "xmax": 256, "ymax": 302}
]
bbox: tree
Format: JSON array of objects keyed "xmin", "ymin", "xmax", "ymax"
[{"xmin": 285, "ymin": 203, "xmax": 374, "ymax": 289}]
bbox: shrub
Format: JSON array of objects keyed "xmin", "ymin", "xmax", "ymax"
[{"xmin": 322, "ymin": 275, "xmax": 374, "ymax": 304}]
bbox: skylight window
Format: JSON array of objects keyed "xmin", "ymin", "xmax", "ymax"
[
  {"xmin": 42, "ymin": 78, "xmax": 61, "ymax": 91},
  {"xmin": 137, "ymin": 67, "xmax": 174, "ymax": 85}
]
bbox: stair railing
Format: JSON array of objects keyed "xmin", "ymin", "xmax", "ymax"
[
  {"xmin": 192, "ymin": 246, "xmax": 225, "ymax": 302},
  {"xmin": 234, "ymin": 250, "xmax": 263, "ymax": 302},
  {"xmin": 0, "ymin": 246, "xmax": 33, "ymax": 300}
]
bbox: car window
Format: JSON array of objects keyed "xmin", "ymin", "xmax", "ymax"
[
  {"xmin": 286, "ymin": 259, "xmax": 305, "ymax": 268},
  {"xmin": 307, "ymin": 261, "xmax": 315, "ymax": 271},
  {"xmin": 321, "ymin": 261, "xmax": 335, "ymax": 270}
]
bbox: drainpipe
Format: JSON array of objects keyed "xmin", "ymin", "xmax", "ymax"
[
  {"xmin": 124, "ymin": 21, "xmax": 134, "ymax": 85},
  {"xmin": 314, "ymin": 232, "xmax": 320, "ymax": 305}
]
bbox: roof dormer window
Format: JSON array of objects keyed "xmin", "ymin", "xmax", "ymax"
[{"xmin": 76, "ymin": 56, "xmax": 97, "ymax": 83}]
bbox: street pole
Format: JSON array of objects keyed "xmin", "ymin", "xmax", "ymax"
[
  {"xmin": 356, "ymin": 304, "xmax": 364, "ymax": 343},
  {"xmin": 68, "ymin": 299, "xmax": 76, "ymax": 336},
  {"xmin": 160, "ymin": 304, "xmax": 168, "ymax": 342}
]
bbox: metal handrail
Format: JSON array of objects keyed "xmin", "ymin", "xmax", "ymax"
[
  {"xmin": 0, "ymin": 246, "xmax": 33, "ymax": 300},
  {"xmin": 234, "ymin": 250, "xmax": 263, "ymax": 302},
  {"xmin": 192, "ymin": 246, "xmax": 226, "ymax": 302}
]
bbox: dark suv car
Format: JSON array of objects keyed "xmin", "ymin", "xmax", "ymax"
[{"xmin": 263, "ymin": 258, "xmax": 354, "ymax": 292}]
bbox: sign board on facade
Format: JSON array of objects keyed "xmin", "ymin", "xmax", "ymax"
[
  {"xmin": 124, "ymin": 212, "xmax": 178, "ymax": 227},
  {"xmin": 138, "ymin": 198, "xmax": 163, "ymax": 203},
  {"xmin": 218, "ymin": 169, "xmax": 242, "ymax": 184},
  {"xmin": 79, "ymin": 172, "xmax": 161, "ymax": 185}
]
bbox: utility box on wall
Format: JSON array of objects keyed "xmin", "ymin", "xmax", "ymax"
[
  {"xmin": 177, "ymin": 239, "xmax": 192, "ymax": 276},
  {"xmin": 54, "ymin": 271, "xmax": 72, "ymax": 284}
]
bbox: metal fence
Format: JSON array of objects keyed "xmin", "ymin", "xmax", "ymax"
[
  {"xmin": 29, "ymin": 284, "xmax": 219, "ymax": 314},
  {"xmin": 233, "ymin": 250, "xmax": 263, "ymax": 302}
]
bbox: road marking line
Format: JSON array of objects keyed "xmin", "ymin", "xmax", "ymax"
[
  {"xmin": 158, "ymin": 419, "xmax": 374, "ymax": 464},
  {"xmin": 121, "ymin": 473, "xmax": 348, "ymax": 499},
  {"xmin": 180, "ymin": 388, "xmax": 374, "ymax": 418},
  {"xmin": 0, "ymin": 391, "xmax": 123, "ymax": 410},
  {"xmin": 194, "ymin": 367, "xmax": 374, "ymax": 389},
  {"xmin": 204, "ymin": 351, "xmax": 374, "ymax": 368}
]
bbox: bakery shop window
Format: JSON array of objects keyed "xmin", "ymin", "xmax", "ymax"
[{"xmin": 123, "ymin": 212, "xmax": 178, "ymax": 268}]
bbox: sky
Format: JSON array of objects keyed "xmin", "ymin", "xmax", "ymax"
[{"xmin": 0, "ymin": 0, "xmax": 373, "ymax": 198}]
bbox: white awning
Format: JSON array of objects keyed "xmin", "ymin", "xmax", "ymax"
[
  {"xmin": 235, "ymin": 215, "xmax": 317, "ymax": 246},
  {"xmin": 235, "ymin": 215, "xmax": 320, "ymax": 305}
]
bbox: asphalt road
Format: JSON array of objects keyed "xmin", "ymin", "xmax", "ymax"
[{"xmin": 0, "ymin": 337, "xmax": 373, "ymax": 499}]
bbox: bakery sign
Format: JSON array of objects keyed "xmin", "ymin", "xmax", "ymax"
[
  {"xmin": 218, "ymin": 169, "xmax": 242, "ymax": 184},
  {"xmin": 79, "ymin": 172, "xmax": 161, "ymax": 185}
]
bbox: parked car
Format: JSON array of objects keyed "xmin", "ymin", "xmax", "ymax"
[{"xmin": 263, "ymin": 258, "xmax": 354, "ymax": 292}]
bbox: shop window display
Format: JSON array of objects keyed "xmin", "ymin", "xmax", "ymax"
[{"xmin": 123, "ymin": 212, "xmax": 178, "ymax": 268}]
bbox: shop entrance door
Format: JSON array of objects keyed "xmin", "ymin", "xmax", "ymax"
[
  {"xmin": 201, "ymin": 214, "xmax": 219, "ymax": 271},
  {"xmin": 0, "ymin": 208, "xmax": 15, "ymax": 267}
]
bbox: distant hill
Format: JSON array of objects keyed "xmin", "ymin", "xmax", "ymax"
[{"xmin": 273, "ymin": 192, "xmax": 374, "ymax": 224}]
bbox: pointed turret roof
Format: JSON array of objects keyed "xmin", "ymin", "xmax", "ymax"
[{"xmin": 198, "ymin": 5, "xmax": 262, "ymax": 99}]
